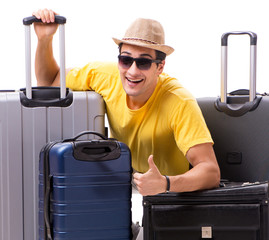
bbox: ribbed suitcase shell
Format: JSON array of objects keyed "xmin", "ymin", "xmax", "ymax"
[
  {"xmin": 39, "ymin": 137, "xmax": 132, "ymax": 240},
  {"xmin": 0, "ymin": 91, "xmax": 105, "ymax": 240},
  {"xmin": 0, "ymin": 15, "xmax": 106, "ymax": 240},
  {"xmin": 143, "ymin": 182, "xmax": 269, "ymax": 240}
]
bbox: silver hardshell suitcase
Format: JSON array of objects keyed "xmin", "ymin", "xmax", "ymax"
[
  {"xmin": 197, "ymin": 31, "xmax": 269, "ymax": 182},
  {"xmin": 0, "ymin": 16, "xmax": 106, "ymax": 240}
]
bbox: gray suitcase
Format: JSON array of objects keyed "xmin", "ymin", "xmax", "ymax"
[
  {"xmin": 197, "ymin": 31, "xmax": 269, "ymax": 182},
  {"xmin": 0, "ymin": 16, "xmax": 106, "ymax": 240}
]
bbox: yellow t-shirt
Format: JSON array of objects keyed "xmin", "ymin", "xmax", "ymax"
[{"xmin": 66, "ymin": 61, "xmax": 213, "ymax": 175}]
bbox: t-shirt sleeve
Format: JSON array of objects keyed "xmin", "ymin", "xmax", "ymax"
[
  {"xmin": 171, "ymin": 98, "xmax": 213, "ymax": 156},
  {"xmin": 66, "ymin": 64, "xmax": 94, "ymax": 91},
  {"xmin": 66, "ymin": 61, "xmax": 119, "ymax": 94}
]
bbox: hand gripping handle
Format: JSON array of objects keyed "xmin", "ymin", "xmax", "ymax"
[
  {"xmin": 23, "ymin": 15, "xmax": 66, "ymax": 100},
  {"xmin": 23, "ymin": 15, "xmax": 66, "ymax": 25}
]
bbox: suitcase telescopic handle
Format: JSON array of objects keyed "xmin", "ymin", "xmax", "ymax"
[
  {"xmin": 221, "ymin": 31, "xmax": 257, "ymax": 46},
  {"xmin": 220, "ymin": 31, "xmax": 257, "ymax": 103},
  {"xmin": 23, "ymin": 15, "xmax": 67, "ymax": 100},
  {"xmin": 215, "ymin": 31, "xmax": 261, "ymax": 117}
]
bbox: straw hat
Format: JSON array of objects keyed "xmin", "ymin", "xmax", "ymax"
[{"xmin": 113, "ymin": 18, "xmax": 174, "ymax": 55}]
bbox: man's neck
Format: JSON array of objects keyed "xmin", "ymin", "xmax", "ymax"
[{"xmin": 127, "ymin": 96, "xmax": 148, "ymax": 110}]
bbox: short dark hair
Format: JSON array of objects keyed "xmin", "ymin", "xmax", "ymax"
[
  {"xmin": 155, "ymin": 50, "xmax": 166, "ymax": 61},
  {"xmin": 118, "ymin": 43, "xmax": 166, "ymax": 62}
]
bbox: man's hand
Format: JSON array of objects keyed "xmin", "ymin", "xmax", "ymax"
[
  {"xmin": 133, "ymin": 155, "xmax": 167, "ymax": 196},
  {"xmin": 32, "ymin": 9, "xmax": 59, "ymax": 40}
]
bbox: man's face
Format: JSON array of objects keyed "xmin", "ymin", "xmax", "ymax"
[{"xmin": 118, "ymin": 44, "xmax": 164, "ymax": 108}]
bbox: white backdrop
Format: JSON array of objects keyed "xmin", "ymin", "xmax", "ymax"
[{"xmin": 1, "ymin": 0, "xmax": 269, "ymax": 97}]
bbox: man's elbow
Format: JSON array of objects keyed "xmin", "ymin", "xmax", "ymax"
[{"xmin": 210, "ymin": 164, "xmax": 221, "ymax": 189}]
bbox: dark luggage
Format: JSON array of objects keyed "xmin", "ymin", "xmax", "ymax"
[
  {"xmin": 143, "ymin": 182, "xmax": 269, "ymax": 240},
  {"xmin": 197, "ymin": 31, "xmax": 269, "ymax": 182},
  {"xmin": 39, "ymin": 131, "xmax": 132, "ymax": 240}
]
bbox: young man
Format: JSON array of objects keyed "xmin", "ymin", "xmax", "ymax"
[{"xmin": 33, "ymin": 9, "xmax": 220, "ymax": 197}]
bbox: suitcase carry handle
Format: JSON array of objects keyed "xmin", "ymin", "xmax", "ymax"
[
  {"xmin": 215, "ymin": 31, "xmax": 261, "ymax": 117},
  {"xmin": 22, "ymin": 15, "xmax": 69, "ymax": 106},
  {"xmin": 68, "ymin": 131, "xmax": 121, "ymax": 161},
  {"xmin": 74, "ymin": 141, "xmax": 121, "ymax": 161},
  {"xmin": 65, "ymin": 131, "xmax": 108, "ymax": 141}
]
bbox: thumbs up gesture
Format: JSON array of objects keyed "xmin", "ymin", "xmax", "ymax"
[{"xmin": 133, "ymin": 155, "xmax": 167, "ymax": 196}]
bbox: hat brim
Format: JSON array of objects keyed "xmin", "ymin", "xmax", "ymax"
[{"xmin": 112, "ymin": 37, "xmax": 174, "ymax": 56}]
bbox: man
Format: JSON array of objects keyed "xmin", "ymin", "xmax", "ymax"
[{"xmin": 33, "ymin": 9, "xmax": 220, "ymax": 196}]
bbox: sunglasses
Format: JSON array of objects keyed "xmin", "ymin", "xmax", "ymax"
[{"xmin": 118, "ymin": 55, "xmax": 162, "ymax": 70}]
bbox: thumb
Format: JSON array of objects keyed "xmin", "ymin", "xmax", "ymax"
[{"xmin": 148, "ymin": 155, "xmax": 157, "ymax": 171}]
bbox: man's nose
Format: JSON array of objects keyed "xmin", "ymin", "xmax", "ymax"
[{"xmin": 127, "ymin": 61, "xmax": 141, "ymax": 74}]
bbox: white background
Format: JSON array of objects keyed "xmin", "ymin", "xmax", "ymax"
[
  {"xmin": 1, "ymin": 0, "xmax": 269, "ymax": 223},
  {"xmin": 1, "ymin": 0, "xmax": 269, "ymax": 97}
]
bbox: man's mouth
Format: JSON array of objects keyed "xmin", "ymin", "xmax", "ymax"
[{"xmin": 126, "ymin": 77, "xmax": 144, "ymax": 84}]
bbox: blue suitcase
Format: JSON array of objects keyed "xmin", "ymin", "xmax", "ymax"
[{"xmin": 39, "ymin": 131, "xmax": 132, "ymax": 240}]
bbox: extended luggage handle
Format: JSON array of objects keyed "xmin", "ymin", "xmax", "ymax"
[
  {"xmin": 215, "ymin": 31, "xmax": 261, "ymax": 117},
  {"xmin": 220, "ymin": 31, "xmax": 257, "ymax": 103},
  {"xmin": 23, "ymin": 16, "xmax": 66, "ymax": 25},
  {"xmin": 22, "ymin": 15, "xmax": 68, "ymax": 103}
]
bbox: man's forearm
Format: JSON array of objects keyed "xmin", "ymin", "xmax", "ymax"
[
  {"xmin": 169, "ymin": 162, "xmax": 220, "ymax": 193},
  {"xmin": 35, "ymin": 38, "xmax": 60, "ymax": 86}
]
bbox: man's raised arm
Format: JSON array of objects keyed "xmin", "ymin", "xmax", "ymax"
[{"xmin": 33, "ymin": 9, "xmax": 61, "ymax": 87}]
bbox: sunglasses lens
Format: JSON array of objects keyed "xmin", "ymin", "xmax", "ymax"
[
  {"xmin": 136, "ymin": 58, "xmax": 152, "ymax": 70},
  {"xmin": 118, "ymin": 56, "xmax": 133, "ymax": 69},
  {"xmin": 118, "ymin": 55, "xmax": 154, "ymax": 70}
]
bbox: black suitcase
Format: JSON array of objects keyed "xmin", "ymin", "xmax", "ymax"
[
  {"xmin": 143, "ymin": 182, "xmax": 269, "ymax": 240},
  {"xmin": 197, "ymin": 31, "xmax": 269, "ymax": 182}
]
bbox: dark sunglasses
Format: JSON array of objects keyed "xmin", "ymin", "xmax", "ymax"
[{"xmin": 118, "ymin": 55, "xmax": 162, "ymax": 70}]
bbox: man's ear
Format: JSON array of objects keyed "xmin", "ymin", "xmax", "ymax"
[{"xmin": 157, "ymin": 60, "xmax": 165, "ymax": 75}]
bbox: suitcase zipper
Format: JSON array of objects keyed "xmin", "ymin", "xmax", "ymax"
[{"xmin": 42, "ymin": 141, "xmax": 60, "ymax": 240}]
